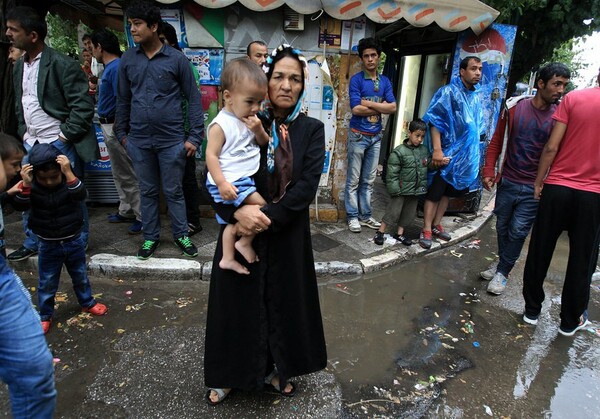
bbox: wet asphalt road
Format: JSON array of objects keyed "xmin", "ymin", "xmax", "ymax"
[{"xmin": 1, "ymin": 222, "xmax": 599, "ymax": 418}]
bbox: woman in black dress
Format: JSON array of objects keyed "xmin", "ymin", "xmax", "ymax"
[{"xmin": 204, "ymin": 45, "xmax": 327, "ymax": 405}]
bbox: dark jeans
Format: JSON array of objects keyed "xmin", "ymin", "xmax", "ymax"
[
  {"xmin": 494, "ymin": 178, "xmax": 539, "ymax": 276},
  {"xmin": 523, "ymin": 184, "xmax": 600, "ymax": 330},
  {"xmin": 183, "ymin": 155, "xmax": 201, "ymax": 227},
  {"xmin": 37, "ymin": 234, "xmax": 95, "ymax": 321},
  {"xmin": 127, "ymin": 141, "xmax": 188, "ymax": 240}
]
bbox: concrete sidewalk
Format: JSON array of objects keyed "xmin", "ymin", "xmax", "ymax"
[{"xmin": 3, "ymin": 179, "xmax": 495, "ymax": 280}]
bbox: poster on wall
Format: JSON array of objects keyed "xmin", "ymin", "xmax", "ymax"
[
  {"xmin": 341, "ymin": 17, "xmax": 366, "ymax": 52},
  {"xmin": 305, "ymin": 60, "xmax": 337, "ymax": 187},
  {"xmin": 451, "ymin": 23, "xmax": 518, "ymax": 191},
  {"xmin": 319, "ymin": 19, "xmax": 342, "ymax": 48},
  {"xmin": 160, "ymin": 8, "xmax": 188, "ymax": 48},
  {"xmin": 184, "ymin": 48, "xmax": 224, "ymax": 86},
  {"xmin": 198, "ymin": 85, "xmax": 220, "ymax": 160}
]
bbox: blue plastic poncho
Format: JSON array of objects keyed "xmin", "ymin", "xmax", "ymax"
[{"xmin": 423, "ymin": 76, "xmax": 484, "ymax": 190}]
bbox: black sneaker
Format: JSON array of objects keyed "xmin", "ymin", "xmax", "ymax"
[
  {"xmin": 373, "ymin": 231, "xmax": 384, "ymax": 245},
  {"xmin": 174, "ymin": 236, "xmax": 198, "ymax": 257},
  {"xmin": 187, "ymin": 222, "xmax": 203, "ymax": 237},
  {"xmin": 137, "ymin": 240, "xmax": 159, "ymax": 260},
  {"xmin": 392, "ymin": 234, "xmax": 412, "ymax": 246},
  {"xmin": 7, "ymin": 245, "xmax": 38, "ymax": 261}
]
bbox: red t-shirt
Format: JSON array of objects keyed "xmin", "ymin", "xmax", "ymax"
[{"xmin": 545, "ymin": 87, "xmax": 600, "ymax": 193}]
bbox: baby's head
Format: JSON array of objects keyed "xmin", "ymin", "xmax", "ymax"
[
  {"xmin": 221, "ymin": 57, "xmax": 268, "ymax": 120},
  {"xmin": 0, "ymin": 133, "xmax": 26, "ymax": 182},
  {"xmin": 29, "ymin": 143, "xmax": 62, "ymax": 189},
  {"xmin": 407, "ymin": 119, "xmax": 427, "ymax": 147}
]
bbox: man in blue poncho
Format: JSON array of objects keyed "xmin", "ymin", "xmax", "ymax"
[{"xmin": 419, "ymin": 56, "xmax": 485, "ymax": 249}]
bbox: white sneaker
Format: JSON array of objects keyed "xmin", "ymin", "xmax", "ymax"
[
  {"xmin": 480, "ymin": 262, "xmax": 498, "ymax": 281},
  {"xmin": 348, "ymin": 218, "xmax": 361, "ymax": 233},
  {"xmin": 359, "ymin": 217, "xmax": 381, "ymax": 230},
  {"xmin": 487, "ymin": 272, "xmax": 507, "ymax": 295}
]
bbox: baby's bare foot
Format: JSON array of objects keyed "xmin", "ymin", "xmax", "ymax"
[
  {"xmin": 235, "ymin": 241, "xmax": 259, "ymax": 264},
  {"xmin": 219, "ymin": 258, "xmax": 250, "ymax": 275}
]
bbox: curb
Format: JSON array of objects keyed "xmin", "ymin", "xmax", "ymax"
[{"xmin": 8, "ymin": 194, "xmax": 496, "ymax": 281}]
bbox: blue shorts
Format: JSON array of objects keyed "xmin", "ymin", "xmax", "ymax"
[{"xmin": 206, "ymin": 176, "xmax": 257, "ymax": 225}]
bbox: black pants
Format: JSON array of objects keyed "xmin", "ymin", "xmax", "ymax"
[
  {"xmin": 183, "ymin": 155, "xmax": 201, "ymax": 227},
  {"xmin": 523, "ymin": 184, "xmax": 600, "ymax": 330}
]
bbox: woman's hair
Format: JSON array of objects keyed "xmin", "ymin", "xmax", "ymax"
[
  {"xmin": 0, "ymin": 133, "xmax": 26, "ymax": 160},
  {"xmin": 125, "ymin": 0, "xmax": 161, "ymax": 27}
]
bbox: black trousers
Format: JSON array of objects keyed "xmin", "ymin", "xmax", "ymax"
[
  {"xmin": 523, "ymin": 184, "xmax": 600, "ymax": 330},
  {"xmin": 183, "ymin": 155, "xmax": 201, "ymax": 226}
]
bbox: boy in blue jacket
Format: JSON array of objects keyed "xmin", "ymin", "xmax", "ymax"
[{"xmin": 14, "ymin": 143, "xmax": 107, "ymax": 334}]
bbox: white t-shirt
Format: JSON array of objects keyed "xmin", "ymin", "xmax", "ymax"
[{"xmin": 206, "ymin": 110, "xmax": 261, "ymax": 185}]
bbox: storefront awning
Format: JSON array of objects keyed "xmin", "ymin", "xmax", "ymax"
[{"xmin": 155, "ymin": 0, "xmax": 499, "ymax": 35}]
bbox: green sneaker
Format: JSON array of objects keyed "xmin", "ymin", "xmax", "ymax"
[
  {"xmin": 174, "ymin": 235, "xmax": 198, "ymax": 258},
  {"xmin": 137, "ymin": 240, "xmax": 159, "ymax": 260}
]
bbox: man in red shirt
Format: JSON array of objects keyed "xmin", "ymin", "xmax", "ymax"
[{"xmin": 522, "ymin": 68, "xmax": 600, "ymax": 336}]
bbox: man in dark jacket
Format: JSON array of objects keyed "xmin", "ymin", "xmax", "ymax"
[{"xmin": 6, "ymin": 6, "xmax": 99, "ymax": 261}]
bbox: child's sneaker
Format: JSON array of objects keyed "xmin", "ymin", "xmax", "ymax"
[
  {"xmin": 82, "ymin": 302, "xmax": 108, "ymax": 316},
  {"xmin": 41, "ymin": 319, "xmax": 52, "ymax": 334},
  {"xmin": 175, "ymin": 236, "xmax": 198, "ymax": 257},
  {"xmin": 373, "ymin": 231, "xmax": 384, "ymax": 245},
  {"xmin": 558, "ymin": 311, "xmax": 590, "ymax": 336},
  {"xmin": 137, "ymin": 240, "xmax": 159, "ymax": 260},
  {"xmin": 392, "ymin": 234, "xmax": 412, "ymax": 246},
  {"xmin": 432, "ymin": 224, "xmax": 451, "ymax": 241},
  {"xmin": 419, "ymin": 230, "xmax": 432, "ymax": 249}
]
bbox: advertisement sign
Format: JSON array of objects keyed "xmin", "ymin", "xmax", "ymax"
[
  {"xmin": 184, "ymin": 48, "xmax": 224, "ymax": 85},
  {"xmin": 451, "ymin": 23, "xmax": 518, "ymax": 192},
  {"xmin": 85, "ymin": 124, "xmax": 112, "ymax": 172}
]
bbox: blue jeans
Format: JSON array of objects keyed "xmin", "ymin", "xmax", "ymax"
[
  {"xmin": 37, "ymin": 234, "xmax": 95, "ymax": 321},
  {"xmin": 127, "ymin": 142, "xmax": 188, "ymax": 240},
  {"xmin": 493, "ymin": 178, "xmax": 539, "ymax": 276},
  {"xmin": 21, "ymin": 140, "xmax": 89, "ymax": 250},
  {"xmin": 344, "ymin": 130, "xmax": 382, "ymax": 221},
  {"xmin": 0, "ymin": 258, "xmax": 56, "ymax": 418}
]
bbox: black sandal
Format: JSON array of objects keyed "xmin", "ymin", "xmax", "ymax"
[
  {"xmin": 264, "ymin": 370, "xmax": 296, "ymax": 397},
  {"xmin": 205, "ymin": 388, "xmax": 231, "ymax": 406}
]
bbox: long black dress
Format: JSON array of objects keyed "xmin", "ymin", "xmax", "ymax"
[{"xmin": 204, "ymin": 114, "xmax": 327, "ymax": 390}]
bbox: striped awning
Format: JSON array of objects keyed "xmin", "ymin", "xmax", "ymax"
[{"xmin": 156, "ymin": 0, "xmax": 499, "ymax": 35}]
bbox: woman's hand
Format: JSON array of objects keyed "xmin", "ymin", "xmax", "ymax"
[{"xmin": 233, "ymin": 204, "xmax": 271, "ymax": 236}]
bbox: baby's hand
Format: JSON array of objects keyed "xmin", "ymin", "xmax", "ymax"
[
  {"xmin": 56, "ymin": 155, "xmax": 73, "ymax": 175},
  {"xmin": 242, "ymin": 115, "xmax": 263, "ymax": 134},
  {"xmin": 20, "ymin": 164, "xmax": 33, "ymax": 185},
  {"xmin": 218, "ymin": 181, "xmax": 238, "ymax": 201},
  {"xmin": 441, "ymin": 157, "xmax": 451, "ymax": 165}
]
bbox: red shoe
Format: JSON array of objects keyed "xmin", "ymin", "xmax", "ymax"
[
  {"xmin": 41, "ymin": 319, "xmax": 52, "ymax": 334},
  {"xmin": 82, "ymin": 302, "xmax": 108, "ymax": 316}
]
